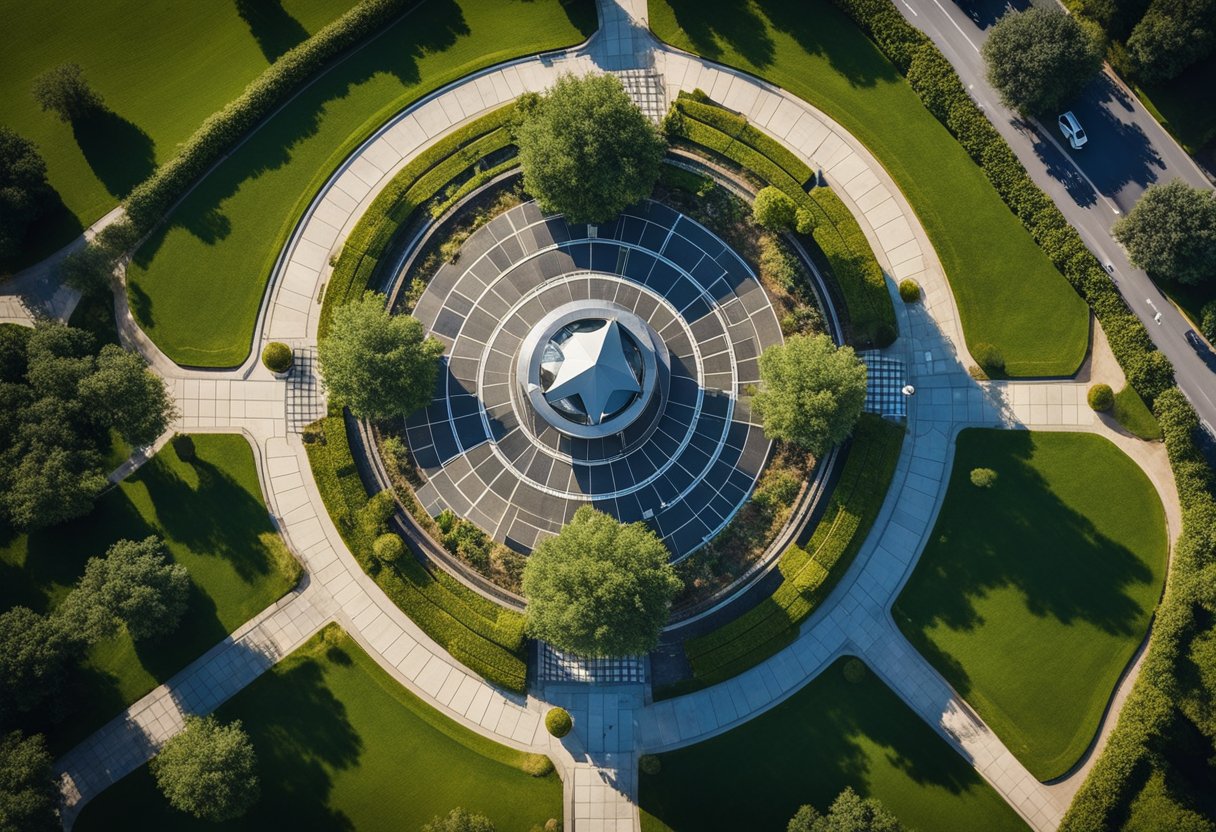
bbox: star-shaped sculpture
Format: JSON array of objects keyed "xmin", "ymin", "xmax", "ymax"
[{"xmin": 543, "ymin": 320, "xmax": 642, "ymax": 425}]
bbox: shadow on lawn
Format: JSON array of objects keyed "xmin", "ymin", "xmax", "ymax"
[
  {"xmin": 664, "ymin": 0, "xmax": 775, "ymax": 67},
  {"xmin": 235, "ymin": 0, "xmax": 309, "ymax": 62},
  {"xmin": 72, "ymin": 108, "xmax": 156, "ymax": 199}
]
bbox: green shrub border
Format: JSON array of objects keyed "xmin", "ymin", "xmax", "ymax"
[
  {"xmin": 668, "ymin": 414, "xmax": 904, "ymax": 694},
  {"xmin": 823, "ymin": 1, "xmax": 1212, "ymax": 824},
  {"xmin": 664, "ymin": 94, "xmax": 897, "ymax": 348}
]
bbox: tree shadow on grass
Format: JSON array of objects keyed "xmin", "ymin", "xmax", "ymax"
[
  {"xmin": 662, "ymin": 0, "xmax": 775, "ymax": 67},
  {"xmin": 235, "ymin": 0, "xmax": 310, "ymax": 62},
  {"xmin": 72, "ymin": 108, "xmax": 156, "ymax": 199},
  {"xmin": 755, "ymin": 0, "xmax": 900, "ymax": 89},
  {"xmin": 557, "ymin": 0, "xmax": 599, "ymax": 39}
]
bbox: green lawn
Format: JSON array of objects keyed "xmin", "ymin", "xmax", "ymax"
[
  {"xmin": 0, "ymin": 434, "xmax": 299, "ymax": 754},
  {"xmin": 649, "ymin": 0, "xmax": 1090, "ymax": 377},
  {"xmin": 639, "ymin": 657, "xmax": 1027, "ymax": 832},
  {"xmin": 893, "ymin": 430, "xmax": 1168, "ymax": 781},
  {"xmin": 0, "ymin": 0, "xmax": 360, "ymax": 269},
  {"xmin": 1114, "ymin": 384, "xmax": 1162, "ymax": 441},
  {"xmin": 76, "ymin": 625, "xmax": 562, "ymax": 831},
  {"xmin": 126, "ymin": 0, "xmax": 595, "ymax": 367}
]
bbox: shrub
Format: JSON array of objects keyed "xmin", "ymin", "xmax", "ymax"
[
  {"xmin": 522, "ymin": 754, "xmax": 554, "ymax": 777},
  {"xmin": 545, "ymin": 707, "xmax": 573, "ymax": 738},
  {"xmin": 843, "ymin": 657, "xmax": 867, "ymax": 683},
  {"xmin": 0, "ymin": 127, "xmax": 54, "ymax": 262},
  {"xmin": 639, "ymin": 754, "xmax": 662, "ymax": 775},
  {"xmin": 373, "ymin": 532, "xmax": 405, "ymax": 564},
  {"xmin": 898, "ymin": 279, "xmax": 920, "ymax": 302},
  {"xmin": 171, "ymin": 433, "xmax": 196, "ymax": 462},
  {"xmin": 151, "ymin": 715, "xmax": 259, "ymax": 821},
  {"xmin": 971, "ymin": 341, "xmax": 1005, "ymax": 375},
  {"xmin": 970, "ymin": 467, "xmax": 998, "ymax": 488},
  {"xmin": 30, "ymin": 63, "xmax": 103, "ymax": 122},
  {"xmin": 758, "ymin": 235, "xmax": 800, "ymax": 294},
  {"xmin": 753, "ymin": 185, "xmax": 798, "ymax": 230},
  {"xmin": 422, "ymin": 807, "xmax": 495, "ymax": 832},
  {"xmin": 1201, "ymin": 300, "xmax": 1216, "ymax": 342},
  {"xmin": 1088, "ymin": 382, "xmax": 1115, "ymax": 411},
  {"xmin": 261, "ymin": 341, "xmax": 293, "ymax": 373},
  {"xmin": 795, "ymin": 206, "xmax": 816, "ymax": 235}
]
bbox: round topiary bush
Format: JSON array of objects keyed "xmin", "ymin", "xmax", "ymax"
[
  {"xmin": 843, "ymin": 657, "xmax": 867, "ymax": 683},
  {"xmin": 898, "ymin": 279, "xmax": 920, "ymax": 303},
  {"xmin": 752, "ymin": 186, "xmax": 797, "ymax": 231},
  {"xmin": 970, "ymin": 467, "xmax": 998, "ymax": 488},
  {"xmin": 522, "ymin": 753, "xmax": 554, "ymax": 777},
  {"xmin": 639, "ymin": 754, "xmax": 662, "ymax": 775},
  {"xmin": 971, "ymin": 342, "xmax": 1005, "ymax": 376},
  {"xmin": 373, "ymin": 533, "xmax": 404, "ymax": 564},
  {"xmin": 262, "ymin": 341, "xmax": 293, "ymax": 374},
  {"xmin": 1088, "ymin": 383, "xmax": 1115, "ymax": 412},
  {"xmin": 545, "ymin": 707, "xmax": 572, "ymax": 738}
]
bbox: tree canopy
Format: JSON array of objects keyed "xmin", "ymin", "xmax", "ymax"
[
  {"xmin": 0, "ymin": 129, "xmax": 54, "ymax": 263},
  {"xmin": 1127, "ymin": 0, "xmax": 1216, "ymax": 82},
  {"xmin": 1114, "ymin": 179, "xmax": 1216, "ymax": 285},
  {"xmin": 150, "ymin": 715, "xmax": 259, "ymax": 822},
  {"xmin": 522, "ymin": 506, "xmax": 681, "ymax": 657},
  {"xmin": 0, "ymin": 323, "xmax": 174, "ymax": 530},
  {"xmin": 318, "ymin": 291, "xmax": 444, "ymax": 421},
  {"xmin": 753, "ymin": 334, "xmax": 867, "ymax": 457},
  {"xmin": 753, "ymin": 186, "xmax": 798, "ymax": 232},
  {"xmin": 982, "ymin": 8, "xmax": 1102, "ymax": 116},
  {"xmin": 516, "ymin": 73, "xmax": 666, "ymax": 225},
  {"xmin": 30, "ymin": 63, "xmax": 103, "ymax": 122},
  {"xmin": 787, "ymin": 788, "xmax": 905, "ymax": 832},
  {"xmin": 0, "ymin": 731, "xmax": 60, "ymax": 832},
  {"xmin": 0, "ymin": 607, "xmax": 81, "ymax": 723}
]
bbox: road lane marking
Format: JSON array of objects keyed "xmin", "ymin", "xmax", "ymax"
[
  {"xmin": 1030, "ymin": 119, "xmax": 1123, "ymax": 215},
  {"xmin": 932, "ymin": 0, "xmax": 980, "ymax": 52}
]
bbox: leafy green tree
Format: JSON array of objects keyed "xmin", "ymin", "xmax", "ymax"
[
  {"xmin": 753, "ymin": 186, "xmax": 798, "ymax": 231},
  {"xmin": 59, "ymin": 243, "xmax": 114, "ymax": 297},
  {"xmin": 0, "ymin": 607, "xmax": 80, "ymax": 721},
  {"xmin": 151, "ymin": 716, "xmax": 259, "ymax": 822},
  {"xmin": 58, "ymin": 537, "xmax": 189, "ymax": 643},
  {"xmin": 523, "ymin": 506, "xmax": 681, "ymax": 656},
  {"xmin": 753, "ymin": 334, "xmax": 867, "ymax": 457},
  {"xmin": 982, "ymin": 8, "xmax": 1102, "ymax": 116},
  {"xmin": 517, "ymin": 73, "xmax": 666, "ymax": 224},
  {"xmin": 1201, "ymin": 300, "xmax": 1216, "ymax": 342},
  {"xmin": 422, "ymin": 807, "xmax": 495, "ymax": 832},
  {"xmin": 0, "ymin": 731, "xmax": 59, "ymax": 832},
  {"xmin": 1127, "ymin": 0, "xmax": 1216, "ymax": 82},
  {"xmin": 318, "ymin": 292, "xmax": 444, "ymax": 421},
  {"xmin": 788, "ymin": 788, "xmax": 905, "ymax": 832},
  {"xmin": 0, "ymin": 128, "xmax": 54, "ymax": 262},
  {"xmin": 80, "ymin": 345, "xmax": 175, "ymax": 445},
  {"xmin": 1114, "ymin": 180, "xmax": 1216, "ymax": 285},
  {"xmin": 31, "ymin": 63, "xmax": 104, "ymax": 122}
]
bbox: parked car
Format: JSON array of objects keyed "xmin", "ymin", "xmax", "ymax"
[
  {"xmin": 1059, "ymin": 111, "xmax": 1087, "ymax": 149},
  {"xmin": 1186, "ymin": 329, "xmax": 1210, "ymax": 353}
]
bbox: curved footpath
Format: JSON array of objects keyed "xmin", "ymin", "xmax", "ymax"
[{"xmin": 52, "ymin": 2, "xmax": 1179, "ymax": 831}]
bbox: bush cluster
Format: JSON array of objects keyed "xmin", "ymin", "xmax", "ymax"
[
  {"xmin": 969, "ymin": 467, "xmax": 998, "ymax": 488},
  {"xmin": 123, "ymin": 0, "xmax": 414, "ymax": 233}
]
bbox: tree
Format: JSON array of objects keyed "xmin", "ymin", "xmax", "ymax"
[
  {"xmin": 151, "ymin": 715, "xmax": 259, "ymax": 822},
  {"xmin": 80, "ymin": 345, "xmax": 174, "ymax": 446},
  {"xmin": 788, "ymin": 788, "xmax": 905, "ymax": 832},
  {"xmin": 523, "ymin": 506, "xmax": 681, "ymax": 656},
  {"xmin": 516, "ymin": 73, "xmax": 666, "ymax": 224},
  {"xmin": 422, "ymin": 807, "xmax": 496, "ymax": 832},
  {"xmin": 0, "ymin": 607, "xmax": 80, "ymax": 721},
  {"xmin": 1114, "ymin": 180, "xmax": 1216, "ymax": 285},
  {"xmin": 982, "ymin": 8, "xmax": 1102, "ymax": 116},
  {"xmin": 1127, "ymin": 0, "xmax": 1216, "ymax": 82},
  {"xmin": 753, "ymin": 334, "xmax": 867, "ymax": 457},
  {"xmin": 318, "ymin": 292, "xmax": 443, "ymax": 421},
  {"xmin": 753, "ymin": 186, "xmax": 798, "ymax": 231},
  {"xmin": 0, "ymin": 731, "xmax": 60, "ymax": 832},
  {"xmin": 58, "ymin": 537, "xmax": 189, "ymax": 643},
  {"xmin": 1201, "ymin": 300, "xmax": 1216, "ymax": 343},
  {"xmin": 31, "ymin": 63, "xmax": 104, "ymax": 122},
  {"xmin": 0, "ymin": 128, "xmax": 54, "ymax": 262}
]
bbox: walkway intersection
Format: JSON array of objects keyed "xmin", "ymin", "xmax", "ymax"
[{"xmin": 43, "ymin": 2, "xmax": 1180, "ymax": 831}]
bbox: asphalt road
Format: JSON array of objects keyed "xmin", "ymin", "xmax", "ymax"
[{"xmin": 894, "ymin": 0, "xmax": 1216, "ymax": 434}]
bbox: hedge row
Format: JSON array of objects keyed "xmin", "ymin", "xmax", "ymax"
[
  {"xmin": 829, "ymin": 0, "xmax": 1174, "ymax": 402},
  {"xmin": 320, "ymin": 104, "xmax": 517, "ymax": 337},
  {"xmin": 666, "ymin": 97, "xmax": 896, "ymax": 347},
  {"xmin": 122, "ymin": 0, "xmax": 413, "ymax": 232},
  {"xmin": 682, "ymin": 414, "xmax": 904, "ymax": 688},
  {"xmin": 305, "ymin": 415, "xmax": 527, "ymax": 691}
]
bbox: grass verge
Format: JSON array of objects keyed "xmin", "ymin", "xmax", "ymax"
[
  {"xmin": 893, "ymin": 429, "xmax": 1168, "ymax": 780},
  {"xmin": 1114, "ymin": 384, "xmax": 1162, "ymax": 441},
  {"xmin": 639, "ymin": 657, "xmax": 1026, "ymax": 832},
  {"xmin": 75, "ymin": 624, "xmax": 561, "ymax": 831},
  {"xmin": 0, "ymin": 434, "xmax": 300, "ymax": 754}
]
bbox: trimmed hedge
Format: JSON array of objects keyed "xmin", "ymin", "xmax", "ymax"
[
  {"xmin": 320, "ymin": 104, "xmax": 517, "ymax": 337},
  {"xmin": 305, "ymin": 415, "xmax": 527, "ymax": 691},
  {"xmin": 665, "ymin": 95, "xmax": 896, "ymax": 347},
  {"xmin": 123, "ymin": 0, "xmax": 414, "ymax": 233},
  {"xmin": 679, "ymin": 414, "xmax": 904, "ymax": 690}
]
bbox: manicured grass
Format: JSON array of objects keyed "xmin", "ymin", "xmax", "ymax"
[
  {"xmin": 0, "ymin": 0, "xmax": 359, "ymax": 269},
  {"xmin": 639, "ymin": 657, "xmax": 1027, "ymax": 832},
  {"xmin": 76, "ymin": 625, "xmax": 562, "ymax": 831},
  {"xmin": 1114, "ymin": 384, "xmax": 1162, "ymax": 441},
  {"xmin": 0, "ymin": 434, "xmax": 299, "ymax": 753},
  {"xmin": 893, "ymin": 430, "xmax": 1168, "ymax": 781},
  {"xmin": 126, "ymin": 0, "xmax": 595, "ymax": 367},
  {"xmin": 649, "ymin": 0, "xmax": 1089, "ymax": 377}
]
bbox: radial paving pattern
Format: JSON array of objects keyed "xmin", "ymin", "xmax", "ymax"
[{"xmin": 403, "ymin": 200, "xmax": 783, "ymax": 559}]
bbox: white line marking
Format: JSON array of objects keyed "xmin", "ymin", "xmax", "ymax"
[
  {"xmin": 932, "ymin": 0, "xmax": 980, "ymax": 52},
  {"xmin": 1032, "ymin": 119, "xmax": 1123, "ymax": 215},
  {"xmin": 901, "ymin": 0, "xmax": 919, "ymax": 15}
]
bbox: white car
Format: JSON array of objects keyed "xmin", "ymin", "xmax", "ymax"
[{"xmin": 1058, "ymin": 111, "xmax": 1087, "ymax": 150}]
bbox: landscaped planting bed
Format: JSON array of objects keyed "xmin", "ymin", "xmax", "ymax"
[
  {"xmin": 639, "ymin": 657, "xmax": 1026, "ymax": 832},
  {"xmin": 125, "ymin": 0, "xmax": 594, "ymax": 366},
  {"xmin": 664, "ymin": 413, "xmax": 903, "ymax": 696},
  {"xmin": 75, "ymin": 625, "xmax": 561, "ymax": 832},
  {"xmin": 0, "ymin": 434, "xmax": 300, "ymax": 753},
  {"xmin": 305, "ymin": 415, "xmax": 528, "ymax": 691},
  {"xmin": 894, "ymin": 429, "xmax": 1168, "ymax": 780},
  {"xmin": 649, "ymin": 0, "xmax": 1090, "ymax": 377}
]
